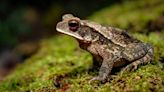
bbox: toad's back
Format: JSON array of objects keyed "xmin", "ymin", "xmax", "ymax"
[{"xmin": 106, "ymin": 27, "xmax": 141, "ymax": 47}]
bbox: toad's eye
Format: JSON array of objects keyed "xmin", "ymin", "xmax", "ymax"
[{"xmin": 68, "ymin": 20, "xmax": 79, "ymax": 31}]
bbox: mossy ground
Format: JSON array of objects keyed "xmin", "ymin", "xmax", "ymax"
[{"xmin": 0, "ymin": 0, "xmax": 164, "ymax": 91}]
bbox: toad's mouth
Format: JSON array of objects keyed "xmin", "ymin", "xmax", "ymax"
[
  {"xmin": 56, "ymin": 28, "xmax": 92, "ymax": 44},
  {"xmin": 56, "ymin": 28, "xmax": 83, "ymax": 40}
]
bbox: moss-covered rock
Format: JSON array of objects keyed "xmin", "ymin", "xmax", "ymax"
[{"xmin": 0, "ymin": 0, "xmax": 164, "ymax": 91}]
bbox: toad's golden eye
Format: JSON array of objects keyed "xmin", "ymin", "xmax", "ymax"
[{"xmin": 68, "ymin": 20, "xmax": 79, "ymax": 31}]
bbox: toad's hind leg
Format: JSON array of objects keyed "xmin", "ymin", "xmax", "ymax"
[{"xmin": 122, "ymin": 44, "xmax": 153, "ymax": 71}]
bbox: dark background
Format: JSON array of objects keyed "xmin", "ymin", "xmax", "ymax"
[{"xmin": 0, "ymin": 0, "xmax": 121, "ymax": 49}]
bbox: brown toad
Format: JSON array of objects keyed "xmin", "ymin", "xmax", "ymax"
[{"xmin": 56, "ymin": 14, "xmax": 154, "ymax": 83}]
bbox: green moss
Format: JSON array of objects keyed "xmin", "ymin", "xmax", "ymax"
[
  {"xmin": 0, "ymin": 35, "xmax": 92, "ymax": 91},
  {"xmin": 0, "ymin": 32, "xmax": 164, "ymax": 92},
  {"xmin": 0, "ymin": 0, "xmax": 164, "ymax": 91}
]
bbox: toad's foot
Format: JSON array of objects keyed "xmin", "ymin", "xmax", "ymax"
[
  {"xmin": 122, "ymin": 62, "xmax": 138, "ymax": 72},
  {"xmin": 89, "ymin": 76, "xmax": 106, "ymax": 84}
]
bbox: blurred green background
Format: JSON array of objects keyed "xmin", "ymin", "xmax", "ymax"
[{"xmin": 0, "ymin": 0, "xmax": 164, "ymax": 91}]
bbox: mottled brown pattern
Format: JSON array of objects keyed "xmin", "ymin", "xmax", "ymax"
[{"xmin": 56, "ymin": 14, "xmax": 154, "ymax": 83}]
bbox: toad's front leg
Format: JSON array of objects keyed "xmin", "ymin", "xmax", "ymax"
[
  {"xmin": 87, "ymin": 44, "xmax": 117, "ymax": 83},
  {"xmin": 89, "ymin": 53, "xmax": 118, "ymax": 83},
  {"xmin": 89, "ymin": 59, "xmax": 113, "ymax": 83}
]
